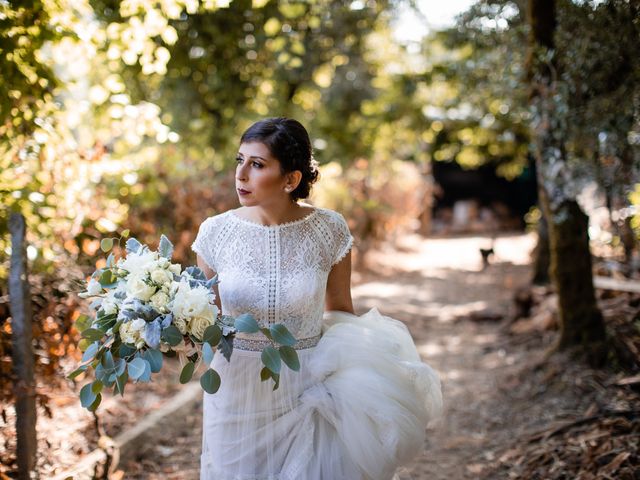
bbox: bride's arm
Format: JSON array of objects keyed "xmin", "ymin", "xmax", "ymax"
[
  {"xmin": 325, "ymin": 251, "xmax": 355, "ymax": 314},
  {"xmin": 197, "ymin": 254, "xmax": 222, "ymax": 311}
]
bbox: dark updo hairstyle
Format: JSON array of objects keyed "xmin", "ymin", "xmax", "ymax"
[{"xmin": 240, "ymin": 117, "xmax": 319, "ymax": 201}]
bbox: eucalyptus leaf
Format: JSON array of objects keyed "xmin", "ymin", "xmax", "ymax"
[
  {"xmin": 91, "ymin": 380, "xmax": 103, "ymax": 394},
  {"xmin": 142, "ymin": 349, "xmax": 163, "ymax": 373},
  {"xmin": 119, "ymin": 343, "xmax": 137, "ymax": 358},
  {"xmin": 278, "ymin": 346, "xmax": 300, "ymax": 371},
  {"xmin": 78, "ymin": 338, "xmax": 92, "ymax": 352},
  {"xmin": 235, "ymin": 313, "xmax": 259, "ymax": 333},
  {"xmin": 115, "ymin": 370, "xmax": 128, "ymax": 396},
  {"xmin": 260, "ymin": 366, "xmax": 271, "ymax": 382},
  {"xmin": 115, "ymin": 358, "xmax": 127, "ymax": 376},
  {"xmin": 66, "ymin": 366, "xmax": 87, "ymax": 380},
  {"xmin": 81, "ymin": 342, "xmax": 99, "ymax": 363},
  {"xmin": 180, "ymin": 361, "xmax": 195, "ymax": 384},
  {"xmin": 127, "ymin": 357, "xmax": 147, "ymax": 380},
  {"xmin": 100, "ymin": 238, "xmax": 113, "ymax": 252},
  {"xmin": 161, "ymin": 325, "xmax": 183, "ymax": 346},
  {"xmin": 106, "ymin": 252, "xmax": 115, "ymax": 267},
  {"xmin": 98, "ymin": 269, "xmax": 114, "ymax": 287},
  {"xmin": 271, "ymin": 373, "xmax": 280, "ymax": 391},
  {"xmin": 259, "ymin": 327, "xmax": 273, "ymax": 341},
  {"xmin": 121, "ymin": 229, "xmax": 130, "ymax": 238},
  {"xmin": 200, "ymin": 369, "xmax": 221, "ymax": 394},
  {"xmin": 81, "ymin": 328, "xmax": 105, "ymax": 342},
  {"xmin": 261, "ymin": 346, "xmax": 281, "ymax": 374},
  {"xmin": 270, "ymin": 324, "xmax": 296, "ymax": 347},
  {"xmin": 94, "ymin": 363, "xmax": 106, "ymax": 383},
  {"xmin": 202, "ymin": 342, "xmax": 215, "ymax": 366},
  {"xmin": 75, "ymin": 314, "xmax": 92, "ymax": 332},
  {"xmin": 88, "ymin": 393, "xmax": 102, "ymax": 412},
  {"xmin": 203, "ymin": 324, "xmax": 222, "ymax": 346},
  {"xmin": 101, "ymin": 350, "xmax": 115, "ymax": 371},
  {"xmin": 139, "ymin": 359, "xmax": 152, "ymax": 382},
  {"xmin": 80, "ymin": 383, "xmax": 97, "ymax": 408}
]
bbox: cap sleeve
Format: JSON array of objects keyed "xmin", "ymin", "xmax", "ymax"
[
  {"xmin": 329, "ymin": 211, "xmax": 354, "ymax": 266},
  {"xmin": 191, "ymin": 215, "xmax": 219, "ymax": 272}
]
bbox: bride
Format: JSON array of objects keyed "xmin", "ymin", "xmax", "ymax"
[{"xmin": 191, "ymin": 117, "xmax": 442, "ymax": 480}]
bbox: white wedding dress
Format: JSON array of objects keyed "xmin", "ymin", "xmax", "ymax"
[{"xmin": 191, "ymin": 206, "xmax": 442, "ymax": 480}]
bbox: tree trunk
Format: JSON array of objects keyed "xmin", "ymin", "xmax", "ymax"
[
  {"xmin": 531, "ymin": 212, "xmax": 550, "ymax": 285},
  {"xmin": 528, "ymin": 0, "xmax": 607, "ymax": 364},
  {"xmin": 9, "ymin": 213, "xmax": 37, "ymax": 478}
]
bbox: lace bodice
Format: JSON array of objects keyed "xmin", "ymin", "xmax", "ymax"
[{"xmin": 191, "ymin": 206, "xmax": 353, "ymax": 339}]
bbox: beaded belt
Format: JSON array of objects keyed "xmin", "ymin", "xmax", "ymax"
[{"xmin": 234, "ymin": 333, "xmax": 322, "ymax": 352}]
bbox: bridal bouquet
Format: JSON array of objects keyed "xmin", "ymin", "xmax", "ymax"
[{"xmin": 69, "ymin": 232, "xmax": 299, "ymax": 411}]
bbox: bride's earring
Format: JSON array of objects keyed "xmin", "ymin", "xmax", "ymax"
[{"xmin": 284, "ymin": 186, "xmax": 292, "ymax": 192}]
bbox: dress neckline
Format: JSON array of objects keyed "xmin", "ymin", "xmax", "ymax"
[{"xmin": 229, "ymin": 207, "xmax": 319, "ymax": 229}]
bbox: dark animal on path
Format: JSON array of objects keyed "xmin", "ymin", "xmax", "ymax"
[{"xmin": 480, "ymin": 247, "xmax": 494, "ymax": 270}]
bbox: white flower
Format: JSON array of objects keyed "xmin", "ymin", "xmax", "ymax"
[
  {"xmin": 86, "ymin": 278, "xmax": 103, "ymax": 296},
  {"xmin": 119, "ymin": 321, "xmax": 139, "ymax": 345},
  {"xmin": 169, "ymin": 263, "xmax": 181, "ymax": 275},
  {"xmin": 135, "ymin": 338, "xmax": 146, "ymax": 349},
  {"xmin": 101, "ymin": 298, "xmax": 118, "ymax": 316},
  {"xmin": 126, "ymin": 273, "xmax": 156, "ymax": 301},
  {"xmin": 131, "ymin": 318, "xmax": 147, "ymax": 332},
  {"xmin": 172, "ymin": 281, "xmax": 216, "ymax": 321},
  {"xmin": 150, "ymin": 291, "xmax": 169, "ymax": 311},
  {"xmin": 189, "ymin": 315, "xmax": 214, "ymax": 341},
  {"xmin": 150, "ymin": 268, "xmax": 171, "ymax": 285},
  {"xmin": 157, "ymin": 257, "xmax": 170, "ymax": 268},
  {"xmin": 119, "ymin": 250, "xmax": 157, "ymax": 275},
  {"xmin": 173, "ymin": 316, "xmax": 188, "ymax": 335}
]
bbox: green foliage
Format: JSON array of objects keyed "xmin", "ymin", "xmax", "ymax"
[
  {"xmin": 269, "ymin": 324, "xmax": 296, "ymax": 347},
  {"xmin": 235, "ymin": 313, "xmax": 260, "ymax": 334},
  {"xmin": 415, "ymin": 1, "xmax": 531, "ymax": 177},
  {"xmin": 261, "ymin": 346, "xmax": 281, "ymax": 374},
  {"xmin": 200, "ymin": 368, "xmax": 221, "ymax": 394},
  {"xmin": 179, "ymin": 360, "xmax": 195, "ymax": 383}
]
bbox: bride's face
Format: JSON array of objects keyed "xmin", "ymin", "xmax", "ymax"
[{"xmin": 235, "ymin": 141, "xmax": 290, "ymax": 206}]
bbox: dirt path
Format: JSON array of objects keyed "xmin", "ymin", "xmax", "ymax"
[
  {"xmin": 360, "ymin": 232, "xmax": 536, "ymax": 480},
  {"xmin": 120, "ymin": 232, "xmax": 538, "ymax": 479}
]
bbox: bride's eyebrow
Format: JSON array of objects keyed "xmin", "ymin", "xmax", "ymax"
[{"xmin": 237, "ymin": 153, "xmax": 268, "ymax": 162}]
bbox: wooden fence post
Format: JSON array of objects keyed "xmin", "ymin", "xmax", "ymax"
[{"xmin": 9, "ymin": 213, "xmax": 37, "ymax": 478}]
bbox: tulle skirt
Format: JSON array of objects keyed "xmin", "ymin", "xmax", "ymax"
[{"xmin": 200, "ymin": 308, "xmax": 443, "ymax": 480}]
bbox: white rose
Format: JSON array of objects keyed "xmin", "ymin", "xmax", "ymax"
[
  {"xmin": 150, "ymin": 268, "xmax": 171, "ymax": 285},
  {"xmin": 126, "ymin": 274, "xmax": 156, "ymax": 301},
  {"xmin": 120, "ymin": 250, "xmax": 157, "ymax": 274},
  {"xmin": 119, "ymin": 322, "xmax": 139, "ymax": 345},
  {"xmin": 172, "ymin": 281, "xmax": 215, "ymax": 320},
  {"xmin": 101, "ymin": 298, "xmax": 118, "ymax": 316},
  {"xmin": 189, "ymin": 315, "xmax": 214, "ymax": 341},
  {"xmin": 157, "ymin": 257, "xmax": 169, "ymax": 268},
  {"xmin": 150, "ymin": 291, "xmax": 169, "ymax": 311},
  {"xmin": 173, "ymin": 316, "xmax": 188, "ymax": 335},
  {"xmin": 87, "ymin": 279, "xmax": 102, "ymax": 295},
  {"xmin": 169, "ymin": 263, "xmax": 181, "ymax": 275},
  {"xmin": 131, "ymin": 318, "xmax": 147, "ymax": 332}
]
